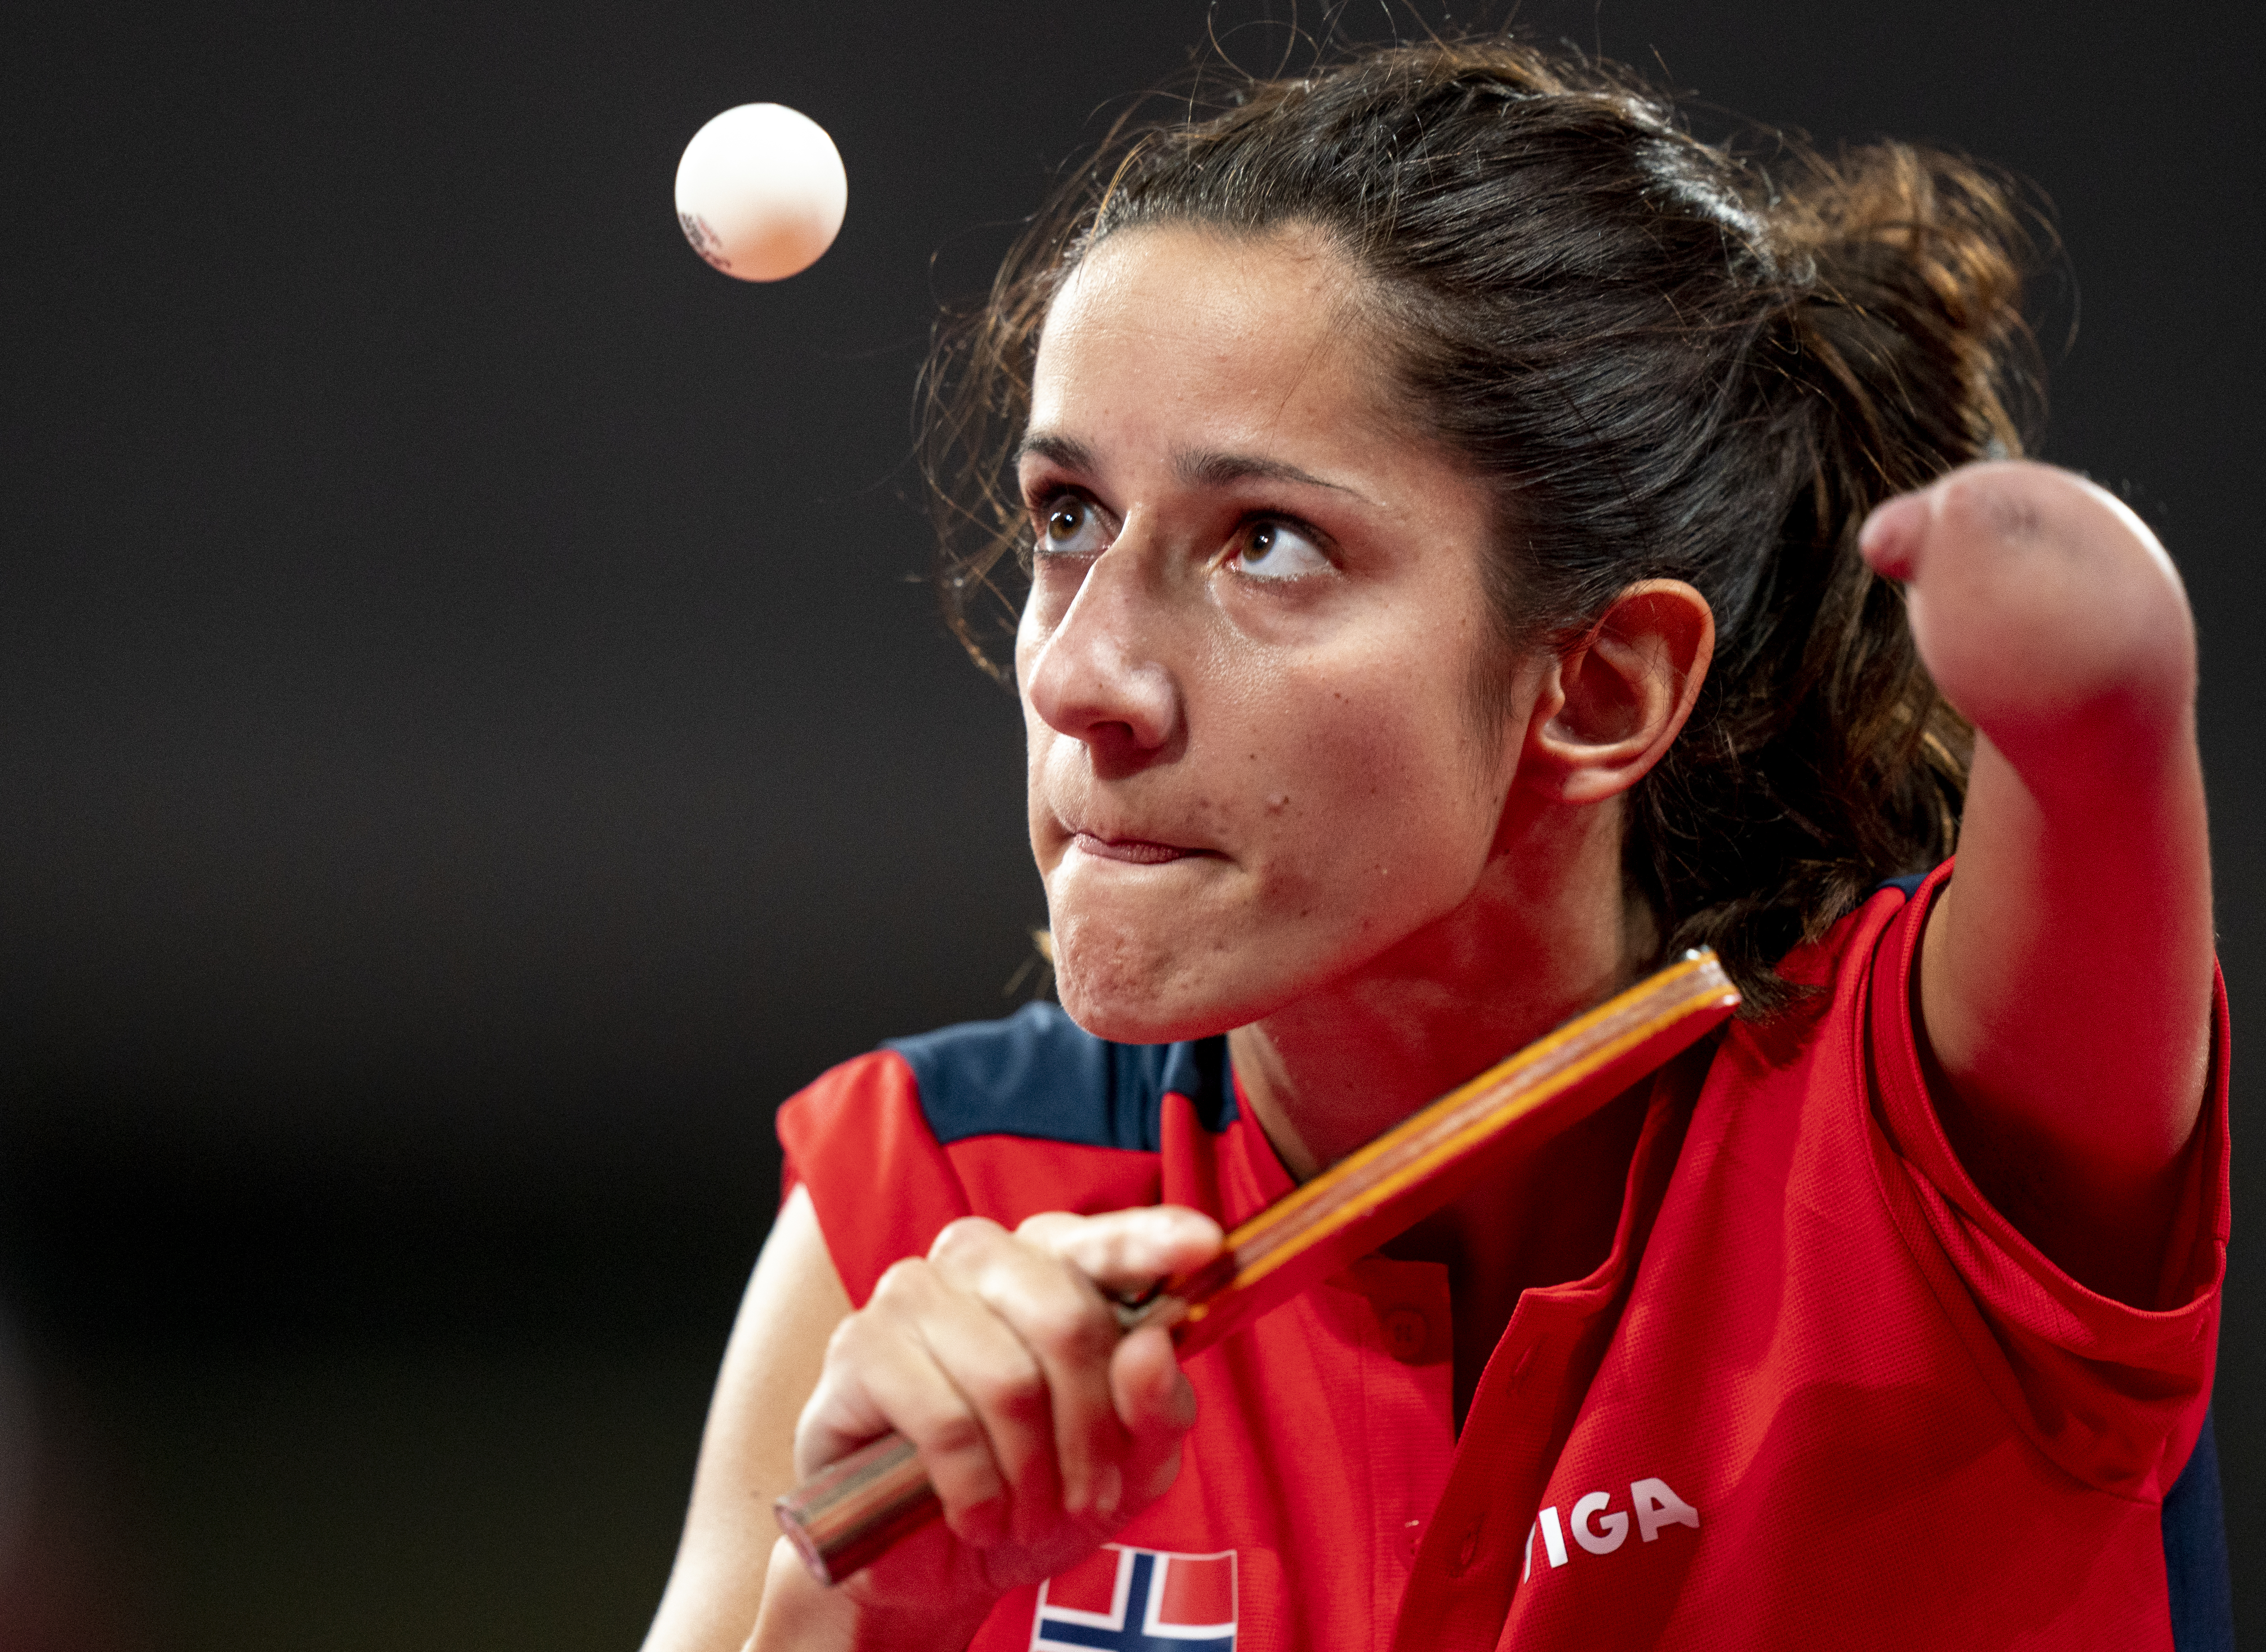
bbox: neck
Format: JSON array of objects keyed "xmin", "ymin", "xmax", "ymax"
[{"xmin": 1227, "ymin": 789, "xmax": 1647, "ymax": 1180}]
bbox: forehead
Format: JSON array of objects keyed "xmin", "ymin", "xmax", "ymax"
[{"xmin": 1029, "ymin": 223, "xmax": 1405, "ymax": 453}]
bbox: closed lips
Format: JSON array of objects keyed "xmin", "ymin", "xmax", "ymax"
[{"xmin": 1072, "ymin": 833, "xmax": 1202, "ymax": 864}]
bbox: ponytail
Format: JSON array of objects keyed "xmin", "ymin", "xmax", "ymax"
[{"xmin": 1629, "ymin": 142, "xmax": 2039, "ymax": 1007}]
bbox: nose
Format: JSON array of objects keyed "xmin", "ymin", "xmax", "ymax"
[{"xmin": 1019, "ymin": 535, "xmax": 1182, "ymax": 767}]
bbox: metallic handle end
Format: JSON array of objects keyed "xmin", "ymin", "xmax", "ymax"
[{"xmin": 773, "ymin": 1432, "xmax": 941, "ymax": 1586}]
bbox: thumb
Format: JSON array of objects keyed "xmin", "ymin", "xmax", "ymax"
[
  {"xmin": 1016, "ymin": 1206, "xmax": 1225, "ymax": 1297},
  {"xmin": 1109, "ymin": 1323, "xmax": 1199, "ymax": 1512}
]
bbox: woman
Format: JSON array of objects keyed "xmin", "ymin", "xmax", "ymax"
[{"xmin": 645, "ymin": 40, "xmax": 2225, "ymax": 1652}]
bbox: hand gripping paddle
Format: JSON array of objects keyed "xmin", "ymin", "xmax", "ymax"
[{"xmin": 775, "ymin": 949, "xmax": 1739, "ymax": 1584}]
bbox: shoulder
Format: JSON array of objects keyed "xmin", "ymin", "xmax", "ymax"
[
  {"xmin": 884, "ymin": 1001, "xmax": 1235, "ymax": 1150},
  {"xmin": 778, "ymin": 1005, "xmax": 1237, "ymax": 1300},
  {"xmin": 1721, "ymin": 869, "xmax": 1935, "ymax": 1073}
]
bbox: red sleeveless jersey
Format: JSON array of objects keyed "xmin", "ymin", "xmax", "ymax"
[{"xmin": 778, "ymin": 866, "xmax": 2230, "ymax": 1650}]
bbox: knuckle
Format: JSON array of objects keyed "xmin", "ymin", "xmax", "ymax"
[
  {"xmin": 791, "ymin": 1395, "xmax": 844, "ymax": 1464},
  {"xmin": 1029, "ymin": 1294, "xmax": 1117, "ymax": 1363},
  {"xmin": 966, "ymin": 1353, "xmax": 1049, "ymax": 1424},
  {"xmin": 864, "ymin": 1257, "xmax": 933, "ymax": 1313},
  {"xmin": 820, "ymin": 1313, "xmax": 863, "ymax": 1366},
  {"xmin": 822, "ymin": 1297, "xmax": 897, "ymax": 1366},
  {"xmin": 929, "ymin": 1216, "xmax": 1005, "ymax": 1267},
  {"xmin": 915, "ymin": 1407, "xmax": 990, "ymax": 1464},
  {"xmin": 1014, "ymin": 1209, "xmax": 1078, "ymax": 1245}
]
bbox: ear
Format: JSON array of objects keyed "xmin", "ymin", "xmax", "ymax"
[{"xmin": 1520, "ymin": 580, "xmax": 1715, "ymax": 805}]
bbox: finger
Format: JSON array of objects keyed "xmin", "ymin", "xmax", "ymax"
[
  {"xmin": 927, "ymin": 1218, "xmax": 1126, "ymax": 1531},
  {"xmin": 988, "ymin": 1207, "xmax": 1217, "ymax": 1525},
  {"xmin": 896, "ymin": 1261, "xmax": 1074, "ymax": 1544},
  {"xmin": 1109, "ymin": 1323, "xmax": 1200, "ymax": 1509},
  {"xmin": 1015, "ymin": 1205, "xmax": 1226, "ymax": 1295},
  {"xmin": 795, "ymin": 1257, "xmax": 1048, "ymax": 1547}
]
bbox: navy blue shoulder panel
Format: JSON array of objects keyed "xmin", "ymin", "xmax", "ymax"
[
  {"xmin": 885, "ymin": 1001, "xmax": 1235, "ymax": 1152},
  {"xmin": 2164, "ymin": 1407, "xmax": 2233, "ymax": 1650},
  {"xmin": 1875, "ymin": 871, "xmax": 1930, "ymax": 898}
]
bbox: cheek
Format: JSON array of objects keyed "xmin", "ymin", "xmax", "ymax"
[
  {"xmin": 1216, "ymin": 670, "xmax": 1507, "ymax": 952},
  {"xmin": 1265, "ymin": 705, "xmax": 1499, "ymax": 914},
  {"xmin": 1014, "ymin": 632, "xmax": 1053, "ymax": 826},
  {"xmin": 1267, "ymin": 632, "xmax": 1502, "ymax": 833}
]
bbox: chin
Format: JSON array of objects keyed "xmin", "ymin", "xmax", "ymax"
[
  {"xmin": 1056, "ymin": 984, "xmax": 1233, "ymax": 1046},
  {"xmin": 1053, "ymin": 995, "xmax": 1204, "ymax": 1046},
  {"xmin": 1049, "ymin": 920, "xmax": 1281, "ymax": 1045}
]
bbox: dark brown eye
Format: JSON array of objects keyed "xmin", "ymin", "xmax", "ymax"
[
  {"xmin": 1229, "ymin": 518, "xmax": 1329, "ymax": 581},
  {"xmin": 1035, "ymin": 493, "xmax": 1109, "ymax": 556}
]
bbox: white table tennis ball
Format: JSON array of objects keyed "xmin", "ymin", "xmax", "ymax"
[{"xmin": 674, "ymin": 104, "xmax": 847, "ymax": 282}]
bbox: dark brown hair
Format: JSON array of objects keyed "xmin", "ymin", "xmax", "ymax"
[{"xmin": 923, "ymin": 39, "xmax": 2041, "ymax": 1010}]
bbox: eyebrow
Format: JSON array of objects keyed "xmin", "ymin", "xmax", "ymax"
[
  {"xmin": 1015, "ymin": 431, "xmax": 1369, "ymax": 503},
  {"xmin": 1175, "ymin": 448, "xmax": 1367, "ymax": 499},
  {"xmin": 1015, "ymin": 432, "xmax": 1095, "ymax": 474}
]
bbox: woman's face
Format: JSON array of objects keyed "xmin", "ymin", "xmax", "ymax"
[{"xmin": 1017, "ymin": 223, "xmax": 1536, "ymax": 1043}]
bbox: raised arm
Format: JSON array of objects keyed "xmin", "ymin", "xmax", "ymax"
[{"xmin": 1859, "ymin": 460, "xmax": 2215, "ymax": 1304}]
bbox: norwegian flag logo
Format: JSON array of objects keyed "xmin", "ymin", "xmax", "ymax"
[{"xmin": 1030, "ymin": 1544, "xmax": 1237, "ymax": 1650}]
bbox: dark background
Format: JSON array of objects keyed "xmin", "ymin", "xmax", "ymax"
[{"xmin": 5, "ymin": 2, "xmax": 2259, "ymax": 1646}]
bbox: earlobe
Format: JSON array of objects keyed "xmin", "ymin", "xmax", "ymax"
[{"xmin": 1522, "ymin": 581, "xmax": 1715, "ymax": 805}]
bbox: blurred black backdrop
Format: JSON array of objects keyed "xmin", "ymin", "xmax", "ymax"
[{"xmin": 5, "ymin": 2, "xmax": 2260, "ymax": 1646}]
